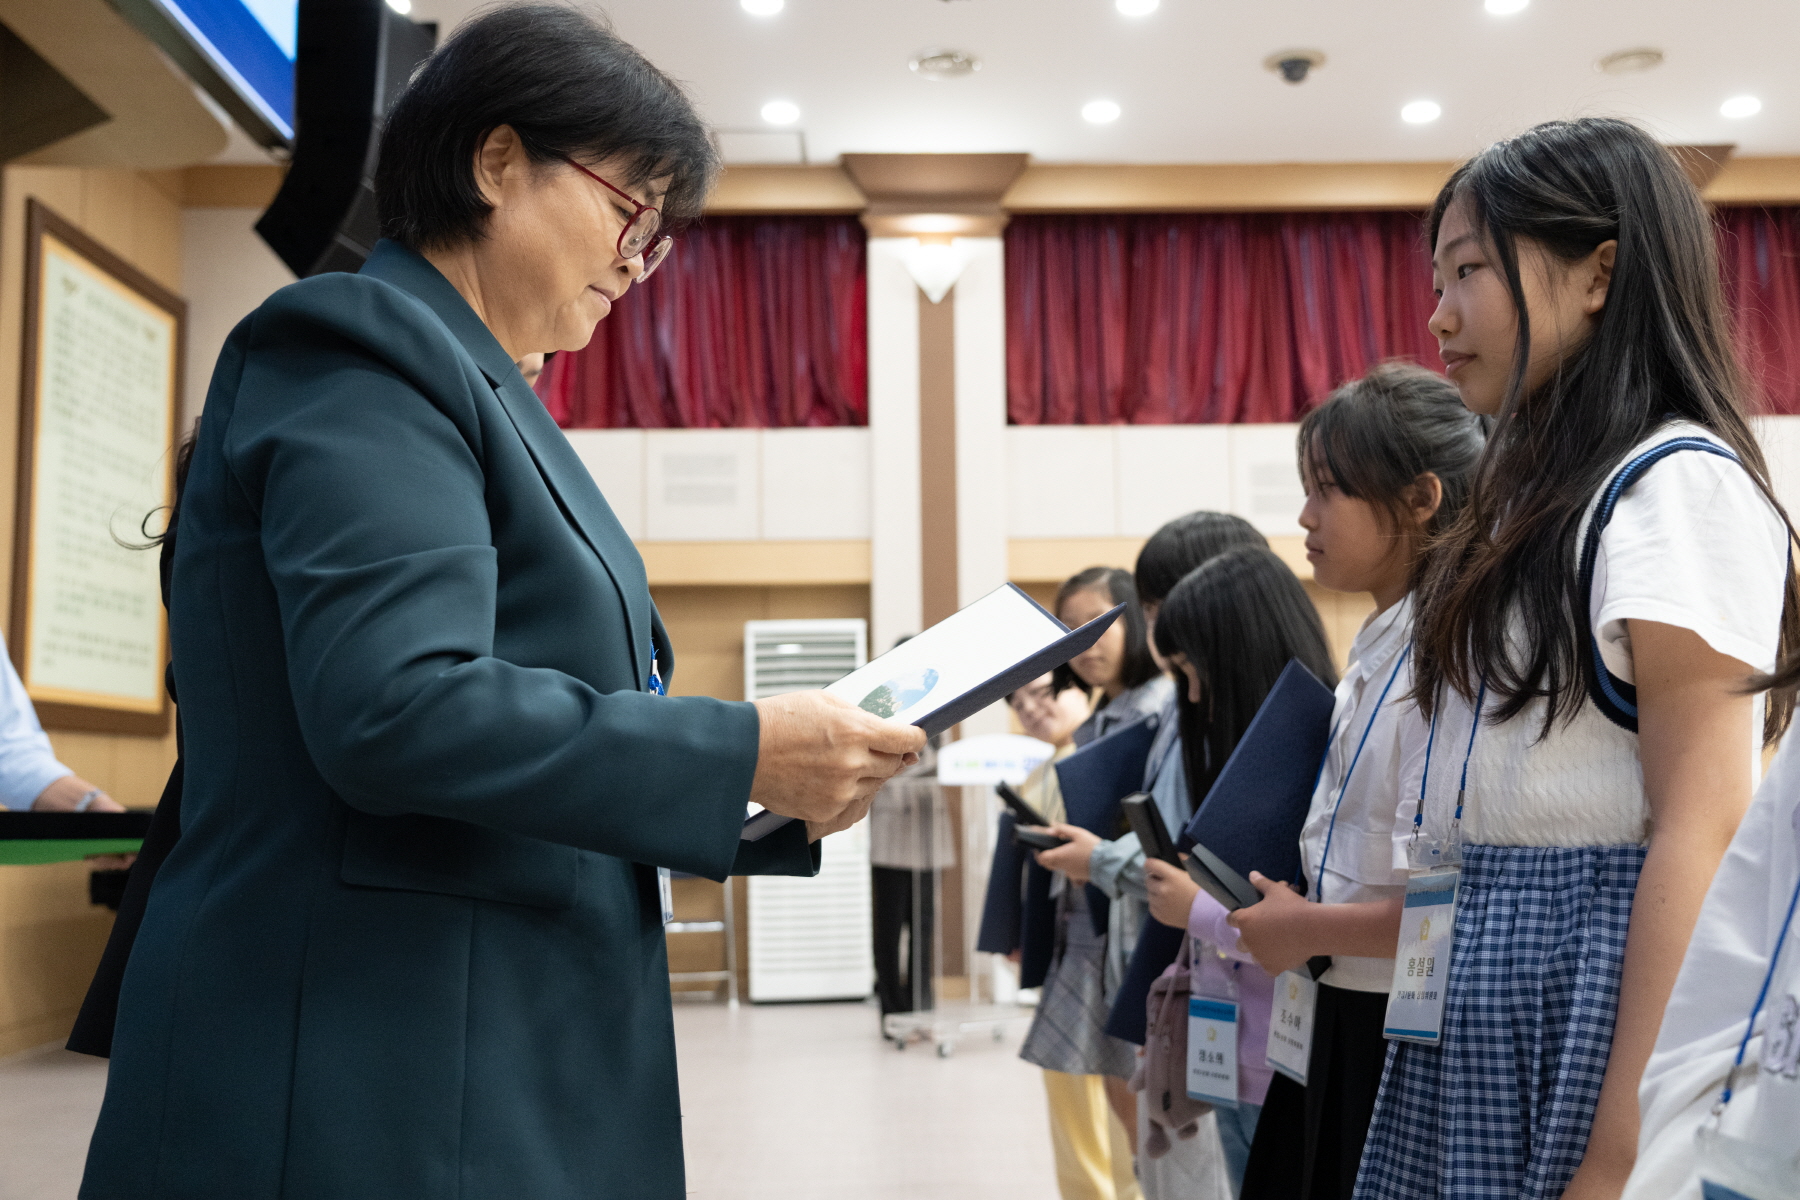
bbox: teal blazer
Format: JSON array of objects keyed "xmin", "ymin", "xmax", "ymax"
[{"xmin": 81, "ymin": 241, "xmax": 816, "ymax": 1199}]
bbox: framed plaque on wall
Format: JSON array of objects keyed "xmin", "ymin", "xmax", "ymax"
[{"xmin": 11, "ymin": 199, "xmax": 182, "ymax": 735}]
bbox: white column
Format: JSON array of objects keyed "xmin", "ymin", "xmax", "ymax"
[
  {"xmin": 949, "ymin": 237, "xmax": 1012, "ymax": 1000},
  {"xmin": 865, "ymin": 239, "xmax": 923, "ymax": 654}
]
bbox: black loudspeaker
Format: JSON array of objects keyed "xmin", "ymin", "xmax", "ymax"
[{"xmin": 256, "ymin": 0, "xmax": 435, "ymax": 277}]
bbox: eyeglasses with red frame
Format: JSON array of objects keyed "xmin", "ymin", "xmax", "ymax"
[{"xmin": 560, "ymin": 156, "xmax": 674, "ymax": 280}]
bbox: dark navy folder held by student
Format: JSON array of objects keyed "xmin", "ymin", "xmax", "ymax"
[
  {"xmin": 1057, "ymin": 716, "xmax": 1157, "ymax": 934},
  {"xmin": 1056, "ymin": 718, "xmax": 1157, "ymax": 838},
  {"xmin": 1180, "ymin": 659, "xmax": 1335, "ymax": 911}
]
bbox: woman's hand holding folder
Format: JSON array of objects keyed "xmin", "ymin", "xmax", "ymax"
[{"xmin": 749, "ymin": 692, "xmax": 926, "ymax": 842}]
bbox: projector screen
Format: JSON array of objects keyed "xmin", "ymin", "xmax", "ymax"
[{"xmin": 119, "ymin": 0, "xmax": 297, "ymax": 145}]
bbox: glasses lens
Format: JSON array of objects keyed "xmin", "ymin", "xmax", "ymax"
[
  {"xmin": 638, "ymin": 237, "xmax": 673, "ymax": 280},
  {"xmin": 620, "ymin": 209, "xmax": 663, "ymax": 259}
]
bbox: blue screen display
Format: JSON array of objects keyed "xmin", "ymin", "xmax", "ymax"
[{"xmin": 153, "ymin": 0, "xmax": 297, "ymax": 139}]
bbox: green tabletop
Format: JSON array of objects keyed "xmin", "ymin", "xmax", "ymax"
[{"xmin": 0, "ymin": 839, "xmax": 142, "ymax": 866}]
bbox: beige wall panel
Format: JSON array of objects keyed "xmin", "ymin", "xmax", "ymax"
[
  {"xmin": 0, "ymin": 863, "xmax": 114, "ymax": 1056},
  {"xmin": 640, "ymin": 540, "xmax": 870, "ymax": 587},
  {"xmin": 651, "ymin": 583, "xmax": 871, "ymax": 702},
  {"xmin": 125, "ymin": 174, "xmax": 185, "ymax": 295}
]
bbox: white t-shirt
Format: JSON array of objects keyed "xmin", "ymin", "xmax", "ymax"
[
  {"xmin": 1299, "ymin": 596, "xmax": 1417, "ymax": 993},
  {"xmin": 1407, "ymin": 423, "xmax": 1788, "ymax": 848}
]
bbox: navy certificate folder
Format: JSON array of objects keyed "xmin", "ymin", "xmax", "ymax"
[
  {"xmin": 1056, "ymin": 716, "xmax": 1157, "ymax": 933},
  {"xmin": 976, "ymin": 813, "xmax": 1026, "ymax": 955},
  {"xmin": 1179, "ymin": 659, "xmax": 1335, "ymax": 911},
  {"xmin": 1056, "ymin": 717, "xmax": 1157, "ymax": 838}
]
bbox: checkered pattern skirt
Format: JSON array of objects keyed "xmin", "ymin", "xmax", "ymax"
[
  {"xmin": 1353, "ymin": 843, "xmax": 1647, "ymax": 1200},
  {"xmin": 1019, "ymin": 887, "xmax": 1140, "ymax": 1080}
]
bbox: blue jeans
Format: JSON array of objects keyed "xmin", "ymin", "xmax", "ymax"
[{"xmin": 1213, "ymin": 1100, "xmax": 1263, "ymax": 1196}]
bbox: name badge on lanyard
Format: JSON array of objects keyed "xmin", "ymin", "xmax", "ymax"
[
  {"xmin": 1385, "ymin": 680, "xmax": 1483, "ymax": 1045},
  {"xmin": 1383, "ymin": 867, "xmax": 1460, "ymax": 1044},
  {"xmin": 1187, "ymin": 997, "xmax": 1239, "ymax": 1106},
  {"xmin": 1695, "ymin": 803, "xmax": 1800, "ymax": 1198},
  {"xmin": 1267, "ymin": 970, "xmax": 1318, "ymax": 1085}
]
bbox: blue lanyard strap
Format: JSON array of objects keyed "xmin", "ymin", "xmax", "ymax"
[
  {"xmin": 1720, "ymin": 858, "xmax": 1800, "ymax": 1109},
  {"xmin": 1312, "ymin": 646, "xmax": 1410, "ymax": 899},
  {"xmin": 1413, "ymin": 677, "xmax": 1487, "ymax": 841}
]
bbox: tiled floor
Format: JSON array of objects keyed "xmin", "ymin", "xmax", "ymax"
[{"xmin": 0, "ymin": 1000, "xmax": 1057, "ymax": 1199}]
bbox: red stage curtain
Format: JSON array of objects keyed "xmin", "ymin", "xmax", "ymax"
[
  {"xmin": 1718, "ymin": 206, "xmax": 1800, "ymax": 415},
  {"xmin": 1006, "ymin": 211, "xmax": 1441, "ymax": 425},
  {"xmin": 538, "ymin": 214, "xmax": 867, "ymax": 428},
  {"xmin": 1007, "ymin": 207, "xmax": 1800, "ymax": 423}
]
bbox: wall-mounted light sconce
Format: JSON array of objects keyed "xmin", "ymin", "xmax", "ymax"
[{"xmin": 897, "ymin": 237, "xmax": 976, "ymax": 304}]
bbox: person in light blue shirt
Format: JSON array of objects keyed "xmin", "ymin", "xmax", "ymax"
[{"xmin": 0, "ymin": 635, "xmax": 119, "ymax": 812}]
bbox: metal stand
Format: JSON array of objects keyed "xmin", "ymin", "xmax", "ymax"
[{"xmin": 667, "ymin": 876, "xmax": 739, "ymax": 1008}]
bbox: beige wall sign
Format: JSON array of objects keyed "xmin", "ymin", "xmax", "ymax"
[{"xmin": 12, "ymin": 199, "xmax": 181, "ymax": 735}]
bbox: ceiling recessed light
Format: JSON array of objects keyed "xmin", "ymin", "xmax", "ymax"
[
  {"xmin": 1082, "ymin": 99, "xmax": 1122, "ymax": 124},
  {"xmin": 740, "ymin": 0, "xmax": 783, "ymax": 14},
  {"xmin": 1721, "ymin": 95, "xmax": 1763, "ymax": 119},
  {"xmin": 1484, "ymin": 0, "xmax": 1528, "ymax": 13},
  {"xmin": 910, "ymin": 49, "xmax": 981, "ymax": 81},
  {"xmin": 384, "ymin": 0, "xmax": 411, "ymax": 12},
  {"xmin": 1597, "ymin": 47, "xmax": 1664, "ymax": 75},
  {"xmin": 1401, "ymin": 99, "xmax": 1442, "ymax": 124},
  {"xmin": 1116, "ymin": 0, "xmax": 1160, "ymax": 14},
  {"xmin": 760, "ymin": 100, "xmax": 800, "ymax": 125}
]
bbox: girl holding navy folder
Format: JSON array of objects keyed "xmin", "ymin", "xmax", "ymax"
[
  {"xmin": 1140, "ymin": 546, "xmax": 1338, "ymax": 1192},
  {"xmin": 1359, "ymin": 118, "xmax": 1796, "ymax": 1200},
  {"xmin": 1223, "ymin": 362, "xmax": 1486, "ymax": 1200}
]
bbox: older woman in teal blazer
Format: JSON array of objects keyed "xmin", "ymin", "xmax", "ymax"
[{"xmin": 80, "ymin": 8, "xmax": 921, "ymax": 1198}]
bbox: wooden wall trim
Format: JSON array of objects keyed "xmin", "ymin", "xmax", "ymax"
[
  {"xmin": 640, "ymin": 540, "xmax": 871, "ymax": 586},
  {"xmin": 703, "ymin": 157, "xmax": 1800, "ymax": 217},
  {"xmin": 1002, "ymin": 161, "xmax": 1459, "ymax": 213},
  {"xmin": 179, "ymin": 165, "xmax": 286, "ymax": 209},
  {"xmin": 705, "ymin": 164, "xmax": 866, "ymax": 214},
  {"xmin": 1705, "ymin": 157, "xmax": 1800, "ymax": 205}
]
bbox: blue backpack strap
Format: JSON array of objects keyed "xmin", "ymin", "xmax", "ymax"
[{"xmin": 1577, "ymin": 436, "xmax": 1740, "ymax": 731}]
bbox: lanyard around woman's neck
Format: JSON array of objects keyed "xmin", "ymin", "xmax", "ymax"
[
  {"xmin": 1410, "ymin": 677, "xmax": 1488, "ymax": 861},
  {"xmin": 1311, "ymin": 645, "xmax": 1411, "ymax": 900},
  {"xmin": 1716, "ymin": 854, "xmax": 1800, "ymax": 1113}
]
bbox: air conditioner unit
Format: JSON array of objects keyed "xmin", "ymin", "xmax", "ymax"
[{"xmin": 743, "ymin": 618, "xmax": 872, "ymax": 1002}]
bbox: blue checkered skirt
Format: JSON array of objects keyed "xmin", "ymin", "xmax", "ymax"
[{"xmin": 1353, "ymin": 843, "xmax": 1646, "ymax": 1200}]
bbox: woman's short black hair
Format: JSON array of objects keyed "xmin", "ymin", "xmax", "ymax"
[
  {"xmin": 1053, "ymin": 566, "xmax": 1161, "ymax": 697},
  {"xmin": 1134, "ymin": 512, "xmax": 1267, "ymax": 607},
  {"xmin": 1153, "ymin": 547, "xmax": 1336, "ymax": 809},
  {"xmin": 375, "ymin": 4, "xmax": 720, "ymax": 251}
]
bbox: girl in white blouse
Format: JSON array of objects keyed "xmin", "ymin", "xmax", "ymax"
[
  {"xmin": 1222, "ymin": 362, "xmax": 1486, "ymax": 1200},
  {"xmin": 1356, "ymin": 117, "xmax": 1797, "ymax": 1200}
]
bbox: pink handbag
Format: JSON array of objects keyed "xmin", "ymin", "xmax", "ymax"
[{"xmin": 1130, "ymin": 935, "xmax": 1212, "ymax": 1157}]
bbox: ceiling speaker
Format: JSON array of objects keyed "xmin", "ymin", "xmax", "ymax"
[{"xmin": 256, "ymin": 0, "xmax": 434, "ymax": 277}]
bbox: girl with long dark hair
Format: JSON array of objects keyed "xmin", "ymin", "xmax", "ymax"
[
  {"xmin": 1223, "ymin": 363, "xmax": 1486, "ymax": 1200},
  {"xmin": 1139, "ymin": 546, "xmax": 1338, "ymax": 1192},
  {"xmin": 1356, "ymin": 118, "xmax": 1797, "ymax": 1200}
]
